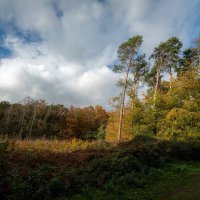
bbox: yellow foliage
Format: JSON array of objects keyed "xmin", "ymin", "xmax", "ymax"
[
  {"xmin": 105, "ymin": 108, "xmax": 133, "ymax": 142},
  {"xmin": 12, "ymin": 138, "xmax": 109, "ymax": 153}
]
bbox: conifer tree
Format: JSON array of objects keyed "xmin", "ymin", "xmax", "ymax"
[
  {"xmin": 150, "ymin": 37, "xmax": 182, "ymax": 105},
  {"xmin": 113, "ymin": 35, "xmax": 145, "ymax": 141}
]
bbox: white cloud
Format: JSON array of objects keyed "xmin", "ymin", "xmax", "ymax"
[
  {"xmin": 0, "ymin": 0, "xmax": 199, "ymax": 107},
  {"xmin": 0, "ymin": 37, "xmax": 119, "ymax": 107}
]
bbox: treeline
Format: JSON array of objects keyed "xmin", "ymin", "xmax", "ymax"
[
  {"xmin": 0, "ymin": 98, "xmax": 108, "ymax": 140},
  {"xmin": 106, "ymin": 35, "xmax": 200, "ymax": 141}
]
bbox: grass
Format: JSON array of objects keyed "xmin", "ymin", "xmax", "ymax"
[{"xmin": 158, "ymin": 173, "xmax": 200, "ymax": 200}]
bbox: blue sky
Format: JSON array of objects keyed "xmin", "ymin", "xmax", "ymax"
[
  {"xmin": 0, "ymin": 27, "xmax": 12, "ymax": 58},
  {"xmin": 0, "ymin": 0, "xmax": 200, "ymax": 107}
]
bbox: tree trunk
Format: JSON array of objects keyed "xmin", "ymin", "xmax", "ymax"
[
  {"xmin": 153, "ymin": 66, "xmax": 161, "ymax": 106},
  {"xmin": 19, "ymin": 107, "xmax": 26, "ymax": 140},
  {"xmin": 6, "ymin": 104, "xmax": 12, "ymax": 134},
  {"xmin": 118, "ymin": 68, "xmax": 130, "ymax": 142},
  {"xmin": 133, "ymin": 80, "xmax": 138, "ymax": 98},
  {"xmin": 29, "ymin": 104, "xmax": 37, "ymax": 138},
  {"xmin": 198, "ymin": 54, "xmax": 200, "ymax": 67},
  {"xmin": 169, "ymin": 67, "xmax": 173, "ymax": 90}
]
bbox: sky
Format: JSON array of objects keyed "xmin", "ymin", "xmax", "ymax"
[{"xmin": 0, "ymin": 0, "xmax": 200, "ymax": 107}]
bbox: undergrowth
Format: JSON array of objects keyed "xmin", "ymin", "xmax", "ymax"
[
  {"xmin": 14, "ymin": 139, "xmax": 111, "ymax": 153},
  {"xmin": 0, "ymin": 135, "xmax": 200, "ymax": 200}
]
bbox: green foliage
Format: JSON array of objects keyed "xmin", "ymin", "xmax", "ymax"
[
  {"xmin": 151, "ymin": 36, "xmax": 182, "ymax": 68},
  {"xmin": 177, "ymin": 48, "xmax": 198, "ymax": 74},
  {"xmin": 117, "ymin": 35, "xmax": 143, "ymax": 64},
  {"xmin": 127, "ymin": 68, "xmax": 200, "ymax": 140},
  {"xmin": 158, "ymin": 108, "xmax": 200, "ymax": 139},
  {"xmin": 96, "ymin": 124, "xmax": 106, "ymax": 140}
]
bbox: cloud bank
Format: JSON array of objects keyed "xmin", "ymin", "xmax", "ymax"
[{"xmin": 0, "ymin": 0, "xmax": 199, "ymax": 107}]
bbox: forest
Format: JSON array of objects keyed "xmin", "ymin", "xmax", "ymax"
[
  {"xmin": 0, "ymin": 99, "xmax": 108, "ymax": 140},
  {"xmin": 0, "ymin": 35, "xmax": 200, "ymax": 200}
]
